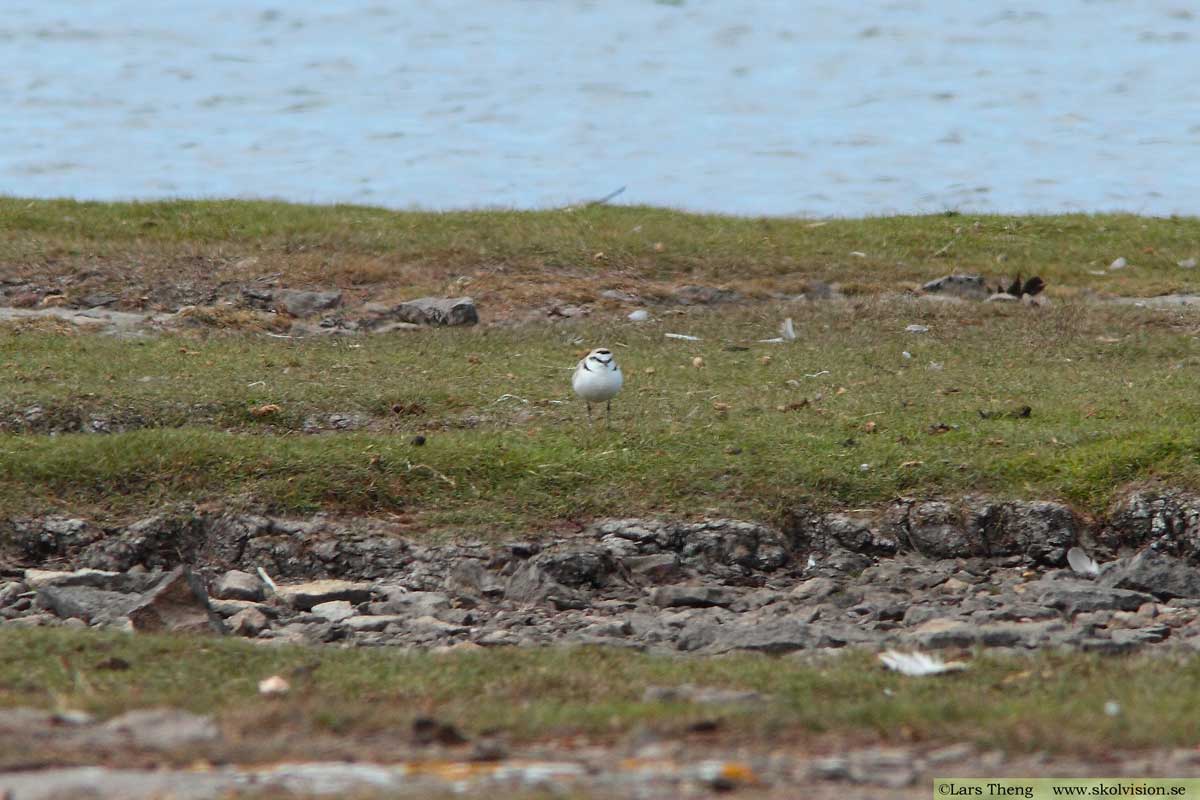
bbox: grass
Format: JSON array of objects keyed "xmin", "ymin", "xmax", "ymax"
[
  {"xmin": 4, "ymin": 297, "xmax": 1200, "ymax": 530},
  {"xmin": 3, "ymin": 198, "xmax": 1200, "ymax": 314},
  {"xmin": 0, "ymin": 628, "xmax": 1197, "ymax": 767}
]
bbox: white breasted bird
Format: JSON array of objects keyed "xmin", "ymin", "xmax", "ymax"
[{"xmin": 572, "ymin": 347, "xmax": 623, "ymax": 425}]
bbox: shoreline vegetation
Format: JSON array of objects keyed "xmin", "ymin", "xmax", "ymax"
[
  {"xmin": 4, "ymin": 200, "xmax": 1200, "ymax": 790},
  {"xmin": 1, "ymin": 199, "xmax": 1200, "ymax": 531}
]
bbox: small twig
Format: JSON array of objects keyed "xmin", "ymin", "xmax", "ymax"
[
  {"xmin": 493, "ymin": 394, "xmax": 529, "ymax": 404},
  {"xmin": 849, "ymin": 410, "xmax": 887, "ymax": 419},
  {"xmin": 585, "ymin": 186, "xmax": 626, "ymax": 207},
  {"xmin": 931, "ymin": 237, "xmax": 957, "ymax": 257},
  {"xmin": 407, "ymin": 461, "xmax": 456, "ymax": 487}
]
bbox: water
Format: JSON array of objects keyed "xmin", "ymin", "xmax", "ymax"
[{"xmin": 4, "ymin": 1, "xmax": 1197, "ymax": 217}]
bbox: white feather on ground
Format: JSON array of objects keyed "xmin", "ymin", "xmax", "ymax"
[
  {"xmin": 1066, "ymin": 546, "xmax": 1101, "ymax": 576},
  {"xmin": 780, "ymin": 317, "xmax": 796, "ymax": 341},
  {"xmin": 878, "ymin": 650, "xmax": 968, "ymax": 676}
]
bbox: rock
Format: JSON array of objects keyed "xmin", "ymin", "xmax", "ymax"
[
  {"xmin": 643, "ymin": 684, "xmax": 766, "ymax": 705},
  {"xmin": 921, "ymin": 274, "xmax": 988, "ymax": 300},
  {"xmin": 669, "ymin": 285, "xmax": 741, "ymax": 305},
  {"xmin": 103, "ymin": 708, "xmax": 220, "ymax": 750},
  {"xmin": 976, "ymin": 620, "xmax": 1065, "ymax": 648},
  {"xmin": 311, "ymin": 600, "xmax": 357, "ymax": 622},
  {"xmin": 229, "ymin": 607, "xmax": 270, "ymax": 637},
  {"xmin": 79, "ymin": 292, "xmax": 119, "ymax": 308},
  {"xmin": 36, "ymin": 585, "xmax": 142, "ymax": 624},
  {"xmin": 621, "ymin": 553, "xmax": 683, "ymax": 583},
  {"xmin": 343, "ymin": 614, "xmax": 407, "ymax": 632},
  {"xmin": 369, "ymin": 589, "xmax": 451, "ymax": 617},
  {"xmin": 388, "ymin": 296, "xmax": 478, "ymax": 326},
  {"xmin": 275, "ymin": 289, "xmax": 343, "ymax": 317},
  {"xmin": 896, "ymin": 501, "xmax": 977, "ymax": 557},
  {"xmin": 823, "ymin": 514, "xmax": 899, "ymax": 556},
  {"xmin": 241, "ymin": 287, "xmax": 275, "ymax": 308},
  {"xmin": 1103, "ymin": 551, "xmax": 1200, "ymax": 599},
  {"xmin": 650, "ymin": 584, "xmax": 739, "ymax": 608},
  {"xmin": 980, "ymin": 499, "xmax": 1077, "ymax": 564},
  {"xmin": 904, "ymin": 617, "xmax": 977, "ymax": 648},
  {"xmin": 600, "ymin": 289, "xmax": 640, "ymax": 303},
  {"xmin": 703, "ymin": 618, "xmax": 813, "ymax": 654},
  {"xmin": 127, "ymin": 568, "xmax": 227, "ymax": 634},
  {"xmin": 1036, "ymin": 582, "xmax": 1155, "ymax": 614},
  {"xmin": 791, "ymin": 577, "xmax": 839, "ymax": 602},
  {"xmin": 1110, "ymin": 625, "xmax": 1170, "ymax": 646},
  {"xmin": 274, "ymin": 580, "xmax": 374, "ymax": 610},
  {"xmin": 504, "ymin": 562, "xmax": 587, "ymax": 610},
  {"xmin": 531, "ymin": 548, "xmax": 617, "ymax": 588},
  {"xmin": 24, "ymin": 567, "xmax": 123, "ymax": 591},
  {"xmin": 1102, "ymin": 489, "xmax": 1200, "ymax": 556},
  {"xmin": 212, "ymin": 569, "xmax": 264, "ymax": 601},
  {"xmin": 445, "ymin": 560, "xmax": 502, "ymax": 599}
]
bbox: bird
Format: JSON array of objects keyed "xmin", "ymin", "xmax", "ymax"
[{"xmin": 572, "ymin": 347, "xmax": 623, "ymax": 426}]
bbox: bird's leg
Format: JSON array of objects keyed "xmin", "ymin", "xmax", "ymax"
[
  {"xmin": 605, "ymin": 400, "xmax": 612, "ymax": 428},
  {"xmin": 586, "ymin": 402, "xmax": 593, "ymax": 422}
]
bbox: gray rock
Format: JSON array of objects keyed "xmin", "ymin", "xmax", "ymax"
[
  {"xmin": 370, "ymin": 589, "xmax": 451, "ymax": 617},
  {"xmin": 212, "ymin": 569, "xmax": 264, "ymax": 601},
  {"xmin": 649, "ymin": 584, "xmax": 739, "ymax": 608},
  {"xmin": 36, "ymin": 585, "xmax": 142, "ymax": 624},
  {"xmin": 895, "ymin": 501, "xmax": 978, "ymax": 558},
  {"xmin": 704, "ymin": 618, "xmax": 814, "ymax": 654},
  {"xmin": 976, "ymin": 620, "xmax": 1065, "ymax": 648},
  {"xmin": 445, "ymin": 560, "xmax": 502, "ymax": 598},
  {"xmin": 229, "ymin": 606, "xmax": 270, "ymax": 637},
  {"xmin": 127, "ymin": 568, "xmax": 227, "ymax": 635},
  {"xmin": 904, "ymin": 617, "xmax": 977, "ymax": 648},
  {"xmin": 274, "ymin": 579, "xmax": 374, "ymax": 610},
  {"xmin": 343, "ymin": 614, "xmax": 408, "ymax": 632},
  {"xmin": 978, "ymin": 499, "xmax": 1077, "ymax": 564},
  {"xmin": 791, "ymin": 577, "xmax": 839, "ymax": 602},
  {"xmin": 1111, "ymin": 625, "xmax": 1170, "ymax": 646},
  {"xmin": 311, "ymin": 600, "xmax": 357, "ymax": 622},
  {"xmin": 1103, "ymin": 551, "xmax": 1200, "ymax": 600},
  {"xmin": 621, "ymin": 553, "xmax": 683, "ymax": 582},
  {"xmin": 824, "ymin": 514, "xmax": 899, "ymax": 556},
  {"xmin": 1036, "ymin": 582, "xmax": 1155, "ymax": 614},
  {"xmin": 24, "ymin": 567, "xmax": 123, "ymax": 591},
  {"xmin": 0, "ymin": 580, "xmax": 24, "ymax": 608},
  {"xmin": 669, "ymin": 285, "xmax": 741, "ymax": 305},
  {"xmin": 103, "ymin": 708, "xmax": 220, "ymax": 750},
  {"xmin": 388, "ymin": 296, "xmax": 478, "ymax": 327},
  {"xmin": 275, "ymin": 289, "xmax": 343, "ymax": 317},
  {"xmin": 922, "ymin": 274, "xmax": 989, "ymax": 300},
  {"xmin": 504, "ymin": 561, "xmax": 587, "ymax": 610}
]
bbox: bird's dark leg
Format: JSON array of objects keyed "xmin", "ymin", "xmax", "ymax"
[
  {"xmin": 586, "ymin": 402, "xmax": 593, "ymax": 422},
  {"xmin": 605, "ymin": 400, "xmax": 612, "ymax": 428}
]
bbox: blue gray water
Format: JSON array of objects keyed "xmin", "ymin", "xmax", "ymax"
[{"xmin": 4, "ymin": 1, "xmax": 1197, "ymax": 217}]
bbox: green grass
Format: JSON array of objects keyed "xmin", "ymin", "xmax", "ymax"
[
  {"xmin": 4, "ymin": 299, "xmax": 1200, "ymax": 529},
  {"xmin": 3, "ymin": 198, "xmax": 1200, "ymax": 301},
  {"xmin": 1, "ymin": 628, "xmax": 1196, "ymax": 765}
]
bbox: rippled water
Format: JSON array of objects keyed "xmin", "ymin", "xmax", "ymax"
[{"xmin": 4, "ymin": 1, "xmax": 1197, "ymax": 216}]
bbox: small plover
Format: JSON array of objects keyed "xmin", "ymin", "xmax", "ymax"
[{"xmin": 572, "ymin": 347, "xmax": 623, "ymax": 425}]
